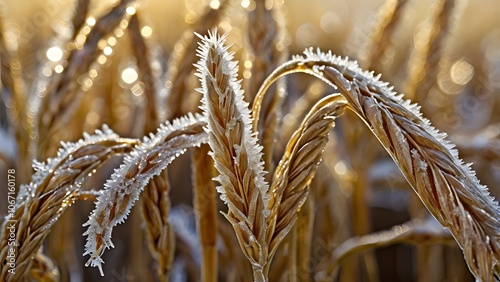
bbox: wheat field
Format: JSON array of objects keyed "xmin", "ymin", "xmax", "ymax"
[{"xmin": 1, "ymin": 0, "xmax": 500, "ymax": 281}]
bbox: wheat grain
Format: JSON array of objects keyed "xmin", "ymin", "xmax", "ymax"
[
  {"xmin": 0, "ymin": 126, "xmax": 137, "ymax": 281},
  {"xmin": 27, "ymin": 249, "xmax": 60, "ymax": 282}
]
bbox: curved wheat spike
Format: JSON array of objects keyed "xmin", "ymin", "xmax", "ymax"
[
  {"xmin": 36, "ymin": 0, "xmax": 136, "ymax": 155},
  {"xmin": 0, "ymin": 126, "xmax": 137, "ymax": 281},
  {"xmin": 253, "ymin": 49, "xmax": 500, "ymax": 281},
  {"xmin": 82, "ymin": 114, "xmax": 207, "ymax": 276},
  {"xmin": 164, "ymin": 0, "xmax": 229, "ymax": 120},
  {"xmin": 244, "ymin": 0, "xmax": 288, "ymax": 179},
  {"xmin": 192, "ymin": 145, "xmax": 218, "ymax": 282},
  {"xmin": 195, "ymin": 30, "xmax": 270, "ymax": 281},
  {"xmin": 266, "ymin": 94, "xmax": 346, "ymax": 263}
]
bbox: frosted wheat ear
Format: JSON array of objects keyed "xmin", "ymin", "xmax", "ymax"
[
  {"xmin": 195, "ymin": 30, "xmax": 271, "ymax": 281},
  {"xmin": 82, "ymin": 113, "xmax": 207, "ymax": 275},
  {"xmin": 252, "ymin": 49, "xmax": 500, "ymax": 281}
]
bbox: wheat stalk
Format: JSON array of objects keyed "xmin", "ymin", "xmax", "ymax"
[
  {"xmin": 192, "ymin": 145, "xmax": 218, "ymax": 282},
  {"xmin": 253, "ymin": 49, "xmax": 500, "ymax": 280},
  {"xmin": 82, "ymin": 113, "xmax": 207, "ymax": 276},
  {"xmin": 0, "ymin": 14, "xmax": 31, "ymax": 183},
  {"xmin": 195, "ymin": 30, "xmax": 271, "ymax": 281},
  {"xmin": 0, "ymin": 126, "xmax": 137, "ymax": 281},
  {"xmin": 244, "ymin": 0, "xmax": 287, "ymax": 179}
]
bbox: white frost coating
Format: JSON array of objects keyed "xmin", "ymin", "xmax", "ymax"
[
  {"xmin": 194, "ymin": 30, "xmax": 270, "ymax": 206},
  {"xmin": 15, "ymin": 125, "xmax": 119, "ymax": 206},
  {"xmin": 411, "ymin": 148, "xmax": 428, "ymax": 171},
  {"xmin": 82, "ymin": 113, "xmax": 208, "ymax": 276},
  {"xmin": 293, "ymin": 47, "xmax": 500, "ymax": 213}
]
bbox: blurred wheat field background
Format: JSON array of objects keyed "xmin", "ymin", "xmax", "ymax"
[{"xmin": 1, "ymin": 0, "xmax": 500, "ymax": 281}]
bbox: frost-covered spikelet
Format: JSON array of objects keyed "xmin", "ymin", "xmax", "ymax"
[
  {"xmin": 82, "ymin": 113, "xmax": 207, "ymax": 276},
  {"xmin": 194, "ymin": 30, "xmax": 270, "ymax": 281},
  {"xmin": 15, "ymin": 125, "xmax": 119, "ymax": 206},
  {"xmin": 255, "ymin": 48, "xmax": 500, "ymax": 280},
  {"xmin": 0, "ymin": 125, "xmax": 139, "ymax": 281}
]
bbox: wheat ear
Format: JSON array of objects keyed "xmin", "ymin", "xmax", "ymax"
[
  {"xmin": 265, "ymin": 94, "xmax": 346, "ymax": 262},
  {"xmin": 404, "ymin": 0, "xmax": 457, "ymax": 102},
  {"xmin": 82, "ymin": 114, "xmax": 207, "ymax": 276},
  {"xmin": 253, "ymin": 49, "xmax": 500, "ymax": 281},
  {"xmin": 195, "ymin": 30, "xmax": 271, "ymax": 281},
  {"xmin": 36, "ymin": 0, "xmax": 136, "ymax": 153},
  {"xmin": 0, "ymin": 126, "xmax": 137, "ymax": 281},
  {"xmin": 128, "ymin": 13, "xmax": 158, "ymax": 131}
]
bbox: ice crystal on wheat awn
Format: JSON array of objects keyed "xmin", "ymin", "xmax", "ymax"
[
  {"xmin": 83, "ymin": 113, "xmax": 207, "ymax": 276},
  {"xmin": 194, "ymin": 30, "xmax": 269, "ymax": 205}
]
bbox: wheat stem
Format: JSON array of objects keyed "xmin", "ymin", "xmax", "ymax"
[{"xmin": 192, "ymin": 145, "xmax": 218, "ymax": 282}]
